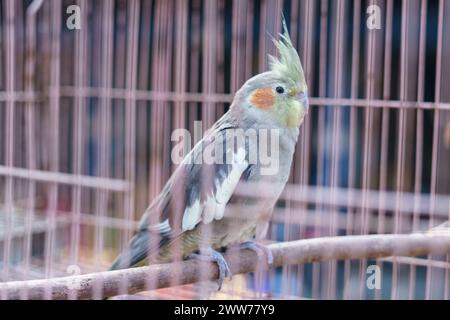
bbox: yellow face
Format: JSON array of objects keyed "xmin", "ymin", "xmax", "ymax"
[{"xmin": 249, "ymin": 84, "xmax": 308, "ymax": 128}]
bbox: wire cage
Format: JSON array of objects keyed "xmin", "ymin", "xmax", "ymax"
[{"xmin": 0, "ymin": 0, "xmax": 450, "ymax": 300}]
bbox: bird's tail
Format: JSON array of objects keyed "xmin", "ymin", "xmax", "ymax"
[{"xmin": 109, "ymin": 230, "xmax": 151, "ymax": 270}]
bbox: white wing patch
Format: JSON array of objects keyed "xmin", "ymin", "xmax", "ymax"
[
  {"xmin": 202, "ymin": 196, "xmax": 217, "ymax": 224},
  {"xmin": 212, "ymin": 148, "xmax": 247, "ymax": 220},
  {"xmin": 181, "ymin": 148, "xmax": 248, "ymax": 231},
  {"xmin": 182, "ymin": 199, "xmax": 201, "ymax": 231}
]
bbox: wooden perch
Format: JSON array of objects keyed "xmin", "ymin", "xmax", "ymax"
[{"xmin": 1, "ymin": 233, "xmax": 450, "ymax": 300}]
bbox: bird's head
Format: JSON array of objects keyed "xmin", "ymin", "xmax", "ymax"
[{"xmin": 233, "ymin": 19, "xmax": 308, "ymax": 129}]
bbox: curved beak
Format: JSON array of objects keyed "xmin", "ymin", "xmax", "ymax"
[
  {"xmin": 288, "ymin": 88, "xmax": 298, "ymax": 98},
  {"xmin": 289, "ymin": 88, "xmax": 309, "ymax": 114}
]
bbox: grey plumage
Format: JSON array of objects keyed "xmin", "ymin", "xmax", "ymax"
[
  {"xmin": 110, "ymin": 102, "xmax": 299, "ymax": 270},
  {"xmin": 110, "ymin": 18, "xmax": 307, "ymax": 273}
]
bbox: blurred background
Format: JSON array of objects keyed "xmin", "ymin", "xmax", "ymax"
[{"xmin": 0, "ymin": 0, "xmax": 450, "ymax": 299}]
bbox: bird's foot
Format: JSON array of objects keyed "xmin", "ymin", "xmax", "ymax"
[
  {"xmin": 240, "ymin": 241, "xmax": 273, "ymax": 268},
  {"xmin": 189, "ymin": 248, "xmax": 232, "ymax": 290}
]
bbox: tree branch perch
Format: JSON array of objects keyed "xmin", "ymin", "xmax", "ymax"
[{"xmin": 1, "ymin": 233, "xmax": 450, "ymax": 299}]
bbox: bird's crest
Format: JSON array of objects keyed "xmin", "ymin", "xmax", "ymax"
[{"xmin": 269, "ymin": 18, "xmax": 306, "ymax": 90}]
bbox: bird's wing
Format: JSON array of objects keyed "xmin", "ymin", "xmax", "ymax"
[
  {"xmin": 179, "ymin": 144, "xmax": 249, "ymax": 232},
  {"xmin": 138, "ymin": 116, "xmax": 253, "ymax": 238}
]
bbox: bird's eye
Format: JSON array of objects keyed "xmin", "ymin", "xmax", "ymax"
[{"xmin": 275, "ymin": 86, "xmax": 284, "ymax": 94}]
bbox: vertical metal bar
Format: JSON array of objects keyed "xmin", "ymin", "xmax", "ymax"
[
  {"xmin": 215, "ymin": 0, "xmax": 227, "ymax": 117},
  {"xmin": 391, "ymin": 0, "xmax": 409, "ymax": 300},
  {"xmin": 231, "ymin": 1, "xmax": 252, "ymax": 295},
  {"xmin": 93, "ymin": 0, "xmax": 113, "ymax": 300},
  {"xmin": 135, "ymin": 0, "xmax": 151, "ymax": 225},
  {"xmin": 409, "ymin": 0, "xmax": 427, "ymax": 300},
  {"xmin": 359, "ymin": 0, "xmax": 378, "ymax": 299},
  {"xmin": 44, "ymin": 0, "xmax": 61, "ymax": 299},
  {"xmin": 202, "ymin": 0, "xmax": 217, "ymax": 129},
  {"xmin": 68, "ymin": 0, "xmax": 88, "ymax": 300},
  {"xmin": 173, "ymin": 0, "xmax": 188, "ymax": 146},
  {"xmin": 231, "ymin": 1, "xmax": 253, "ymax": 93},
  {"xmin": 147, "ymin": 0, "xmax": 172, "ymax": 292},
  {"xmin": 287, "ymin": 0, "xmax": 300, "ymax": 298},
  {"xmin": 425, "ymin": 0, "xmax": 444, "ymax": 300},
  {"xmin": 121, "ymin": 0, "xmax": 140, "ymax": 295},
  {"xmin": 327, "ymin": 0, "xmax": 345, "ymax": 299},
  {"xmin": 312, "ymin": 0, "xmax": 329, "ymax": 299},
  {"xmin": 187, "ymin": 0, "xmax": 201, "ymax": 136},
  {"xmin": 149, "ymin": 0, "xmax": 170, "ymax": 205},
  {"xmin": 171, "ymin": 0, "xmax": 188, "ymax": 292},
  {"xmin": 160, "ymin": 0, "xmax": 173, "ymax": 196},
  {"xmin": 134, "ymin": 0, "xmax": 152, "ymax": 291},
  {"xmin": 295, "ymin": 0, "xmax": 314, "ymax": 299},
  {"xmin": 198, "ymin": 0, "xmax": 217, "ymax": 298},
  {"xmin": 21, "ymin": 0, "xmax": 44, "ymax": 299},
  {"xmin": 374, "ymin": 0, "xmax": 394, "ymax": 301},
  {"xmin": 343, "ymin": 0, "xmax": 361, "ymax": 300},
  {"xmin": 258, "ymin": 0, "xmax": 282, "ymax": 73},
  {"xmin": 1, "ymin": 0, "xmax": 15, "ymax": 286},
  {"xmin": 438, "ymin": 0, "xmax": 450, "ymax": 289}
]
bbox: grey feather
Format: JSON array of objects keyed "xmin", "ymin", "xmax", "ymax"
[{"xmin": 109, "ymin": 231, "xmax": 149, "ymax": 270}]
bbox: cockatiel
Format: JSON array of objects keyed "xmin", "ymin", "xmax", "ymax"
[{"xmin": 110, "ymin": 19, "xmax": 308, "ymax": 288}]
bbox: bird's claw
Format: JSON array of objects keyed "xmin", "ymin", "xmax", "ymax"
[
  {"xmin": 189, "ymin": 248, "xmax": 232, "ymax": 290},
  {"xmin": 240, "ymin": 241, "xmax": 273, "ymax": 268}
]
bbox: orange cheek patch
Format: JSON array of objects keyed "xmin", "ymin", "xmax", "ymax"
[{"xmin": 250, "ymin": 88, "xmax": 275, "ymax": 109}]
